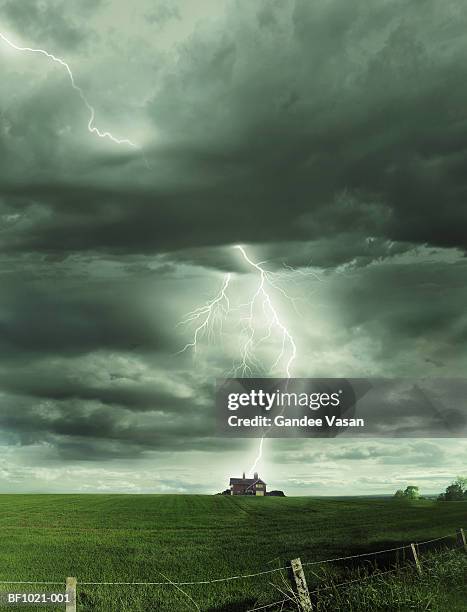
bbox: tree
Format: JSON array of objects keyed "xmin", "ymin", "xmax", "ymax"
[
  {"xmin": 404, "ymin": 485, "xmax": 420, "ymax": 500},
  {"xmin": 439, "ymin": 476, "xmax": 467, "ymax": 501},
  {"xmin": 445, "ymin": 484, "xmax": 464, "ymax": 501},
  {"xmin": 393, "ymin": 486, "xmax": 420, "ymax": 500},
  {"xmin": 454, "ymin": 476, "xmax": 467, "ymax": 491}
]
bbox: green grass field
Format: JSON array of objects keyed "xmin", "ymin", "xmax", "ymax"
[{"xmin": 0, "ymin": 495, "xmax": 465, "ymax": 611}]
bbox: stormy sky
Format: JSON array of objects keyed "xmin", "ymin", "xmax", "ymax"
[{"xmin": 1, "ymin": 0, "xmax": 467, "ymax": 495}]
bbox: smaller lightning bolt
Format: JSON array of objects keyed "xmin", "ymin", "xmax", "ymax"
[
  {"xmin": 0, "ymin": 31, "xmax": 138, "ymax": 148},
  {"xmin": 177, "ymin": 274, "xmax": 231, "ymax": 354}
]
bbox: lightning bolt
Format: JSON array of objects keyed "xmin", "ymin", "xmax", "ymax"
[
  {"xmin": 177, "ymin": 274, "xmax": 231, "ymax": 354},
  {"xmin": 0, "ymin": 31, "xmax": 138, "ymax": 148},
  {"xmin": 178, "ymin": 246, "xmax": 311, "ymax": 478},
  {"xmin": 235, "ymin": 245, "xmax": 296, "ymax": 379},
  {"xmin": 248, "ymin": 436, "xmax": 265, "ymax": 476},
  {"xmin": 234, "ymin": 245, "xmax": 297, "ymax": 475}
]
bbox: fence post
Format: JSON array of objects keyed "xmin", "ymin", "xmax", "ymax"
[
  {"xmin": 66, "ymin": 577, "xmax": 77, "ymax": 612},
  {"xmin": 457, "ymin": 528, "xmax": 467, "ymax": 552},
  {"xmin": 410, "ymin": 543, "xmax": 422, "ymax": 575},
  {"xmin": 288, "ymin": 557, "xmax": 312, "ymax": 612}
]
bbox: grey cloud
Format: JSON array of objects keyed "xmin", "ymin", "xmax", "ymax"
[
  {"xmin": 0, "ymin": 277, "xmax": 176, "ymax": 355},
  {"xmin": 272, "ymin": 440, "xmax": 446, "ymax": 468},
  {"xmin": 145, "ymin": 4, "xmax": 180, "ymax": 26},
  {"xmin": 0, "ymin": 391, "xmax": 235, "ymax": 459},
  {"xmin": 0, "ymin": 0, "xmax": 96, "ymax": 50},
  {"xmin": 1, "ymin": 1, "xmax": 467, "ymax": 263}
]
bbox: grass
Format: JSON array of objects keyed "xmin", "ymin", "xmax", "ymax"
[
  {"xmin": 297, "ymin": 548, "xmax": 467, "ymax": 611},
  {"xmin": 0, "ymin": 495, "xmax": 465, "ymax": 610}
]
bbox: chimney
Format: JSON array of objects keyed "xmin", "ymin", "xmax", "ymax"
[
  {"xmin": 254, "ymin": 472, "xmax": 258, "ymax": 480},
  {"xmin": 242, "ymin": 472, "xmax": 245, "ymax": 479}
]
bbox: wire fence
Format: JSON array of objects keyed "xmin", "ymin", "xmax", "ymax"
[
  {"xmin": 0, "ymin": 531, "xmax": 457, "ymax": 587},
  {"xmin": 0, "ymin": 529, "xmax": 463, "ymax": 612},
  {"xmin": 245, "ymin": 567, "xmax": 400, "ymax": 612},
  {"xmin": 247, "ymin": 541, "xmax": 466, "ymax": 612},
  {"xmin": 0, "ymin": 581, "xmax": 64, "ymax": 586},
  {"xmin": 74, "ymin": 532, "xmax": 461, "ymax": 587}
]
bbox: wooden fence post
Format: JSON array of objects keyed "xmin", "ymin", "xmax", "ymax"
[
  {"xmin": 288, "ymin": 557, "xmax": 312, "ymax": 612},
  {"xmin": 410, "ymin": 543, "xmax": 422, "ymax": 575},
  {"xmin": 66, "ymin": 577, "xmax": 77, "ymax": 612},
  {"xmin": 457, "ymin": 528, "xmax": 467, "ymax": 552}
]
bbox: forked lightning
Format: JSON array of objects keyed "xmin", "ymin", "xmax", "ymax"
[
  {"xmin": 177, "ymin": 274, "xmax": 231, "ymax": 353},
  {"xmin": 234, "ymin": 245, "xmax": 297, "ymax": 379},
  {"xmin": 179, "ymin": 245, "xmax": 311, "ymax": 476}
]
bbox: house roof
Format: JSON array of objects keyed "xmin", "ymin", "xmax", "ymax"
[{"xmin": 229, "ymin": 477, "xmax": 266, "ymax": 486}]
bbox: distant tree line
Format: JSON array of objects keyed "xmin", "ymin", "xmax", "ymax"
[{"xmin": 393, "ymin": 477, "xmax": 467, "ymax": 502}]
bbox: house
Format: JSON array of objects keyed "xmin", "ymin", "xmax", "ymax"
[{"xmin": 229, "ymin": 472, "xmax": 266, "ymax": 496}]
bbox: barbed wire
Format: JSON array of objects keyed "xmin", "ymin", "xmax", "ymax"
[
  {"xmin": 79, "ymin": 565, "xmax": 294, "ymax": 586},
  {"xmin": 416, "ymin": 533, "xmax": 455, "ymax": 546},
  {"xmin": 246, "ymin": 543, "xmax": 465, "ymax": 612},
  {"xmin": 0, "ymin": 581, "xmax": 64, "ymax": 585},
  {"xmin": 301, "ymin": 533, "xmax": 455, "ymax": 568},
  {"xmin": 246, "ymin": 568, "xmax": 400, "ymax": 612},
  {"xmin": 301, "ymin": 544, "xmax": 410, "ymax": 567},
  {"xmin": 80, "ymin": 532, "xmax": 457, "ymax": 586}
]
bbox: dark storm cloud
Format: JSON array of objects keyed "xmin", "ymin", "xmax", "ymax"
[
  {"xmin": 285, "ymin": 257, "xmax": 467, "ymax": 382},
  {"xmin": 0, "ymin": 258, "xmax": 231, "ymax": 459},
  {"xmin": 0, "ymin": 246, "xmax": 232, "ymax": 459},
  {"xmin": 143, "ymin": 0, "xmax": 467, "ymax": 258},
  {"xmin": 0, "ymin": 369, "xmax": 192, "ymax": 412},
  {"xmin": 1, "ymin": 0, "xmax": 467, "ymax": 263},
  {"xmin": 0, "ymin": 0, "xmax": 97, "ymax": 50},
  {"xmin": 0, "ymin": 388, "xmax": 240, "ymax": 459},
  {"xmin": 0, "ymin": 397, "xmax": 208, "ymax": 453},
  {"xmin": 0, "ymin": 276, "xmax": 176, "ymax": 355},
  {"xmin": 328, "ymin": 259, "xmax": 467, "ymax": 356},
  {"xmin": 0, "ymin": 0, "xmax": 466, "ymax": 477}
]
